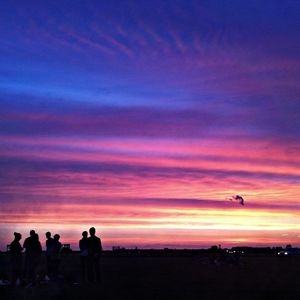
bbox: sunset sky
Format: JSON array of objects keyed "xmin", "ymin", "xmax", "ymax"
[{"xmin": 1, "ymin": 0, "xmax": 300, "ymax": 250}]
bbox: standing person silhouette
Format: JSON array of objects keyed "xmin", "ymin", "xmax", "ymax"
[
  {"xmin": 33, "ymin": 233, "xmax": 42, "ymax": 283},
  {"xmin": 23, "ymin": 230, "xmax": 35, "ymax": 283},
  {"xmin": 9, "ymin": 232, "xmax": 23, "ymax": 285},
  {"xmin": 23, "ymin": 230, "xmax": 42, "ymax": 285},
  {"xmin": 52, "ymin": 234, "xmax": 62, "ymax": 279},
  {"xmin": 45, "ymin": 232, "xmax": 54, "ymax": 279},
  {"xmin": 87, "ymin": 227, "xmax": 102, "ymax": 283},
  {"xmin": 79, "ymin": 231, "xmax": 88, "ymax": 282}
]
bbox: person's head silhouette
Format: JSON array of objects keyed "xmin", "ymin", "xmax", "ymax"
[
  {"xmin": 54, "ymin": 234, "xmax": 60, "ymax": 241},
  {"xmin": 14, "ymin": 232, "xmax": 22, "ymax": 241},
  {"xmin": 82, "ymin": 231, "xmax": 88, "ymax": 238},
  {"xmin": 30, "ymin": 230, "xmax": 35, "ymax": 237},
  {"xmin": 89, "ymin": 227, "xmax": 96, "ymax": 236},
  {"xmin": 45, "ymin": 232, "xmax": 51, "ymax": 239}
]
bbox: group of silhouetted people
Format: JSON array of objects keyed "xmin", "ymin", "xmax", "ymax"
[{"xmin": 7, "ymin": 227, "xmax": 102, "ymax": 286}]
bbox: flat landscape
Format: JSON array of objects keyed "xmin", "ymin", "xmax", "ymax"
[{"xmin": 1, "ymin": 251, "xmax": 300, "ymax": 300}]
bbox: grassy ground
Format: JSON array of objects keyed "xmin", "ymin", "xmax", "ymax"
[{"xmin": 1, "ymin": 252, "xmax": 300, "ymax": 300}]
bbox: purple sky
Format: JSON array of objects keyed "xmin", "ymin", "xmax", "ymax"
[{"xmin": 1, "ymin": 0, "xmax": 300, "ymax": 250}]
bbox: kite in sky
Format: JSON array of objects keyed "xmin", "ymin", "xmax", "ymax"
[{"xmin": 227, "ymin": 195, "xmax": 245, "ymax": 206}]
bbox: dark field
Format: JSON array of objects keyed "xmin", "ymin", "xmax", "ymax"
[{"xmin": 1, "ymin": 251, "xmax": 300, "ymax": 300}]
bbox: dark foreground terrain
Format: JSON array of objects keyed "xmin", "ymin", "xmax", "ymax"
[{"xmin": 1, "ymin": 251, "xmax": 300, "ymax": 300}]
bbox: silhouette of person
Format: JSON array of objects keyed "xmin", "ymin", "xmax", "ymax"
[
  {"xmin": 23, "ymin": 230, "xmax": 35, "ymax": 282},
  {"xmin": 79, "ymin": 231, "xmax": 89, "ymax": 282},
  {"xmin": 33, "ymin": 233, "xmax": 42, "ymax": 281},
  {"xmin": 23, "ymin": 230, "xmax": 42, "ymax": 284},
  {"xmin": 45, "ymin": 232, "xmax": 54, "ymax": 279},
  {"xmin": 87, "ymin": 227, "xmax": 102, "ymax": 283},
  {"xmin": 9, "ymin": 232, "xmax": 23, "ymax": 285},
  {"xmin": 52, "ymin": 234, "xmax": 62, "ymax": 279}
]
